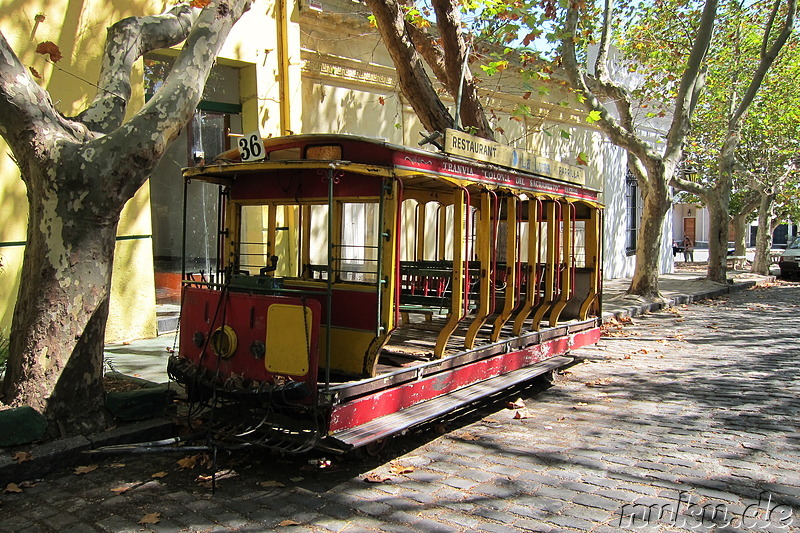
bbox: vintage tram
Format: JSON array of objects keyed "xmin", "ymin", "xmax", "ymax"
[{"xmin": 167, "ymin": 131, "xmax": 603, "ymax": 454}]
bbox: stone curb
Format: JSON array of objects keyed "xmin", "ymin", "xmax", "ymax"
[
  {"xmin": 0, "ymin": 418, "xmax": 174, "ymax": 483},
  {"xmin": 601, "ymin": 277, "xmax": 767, "ymax": 322}
]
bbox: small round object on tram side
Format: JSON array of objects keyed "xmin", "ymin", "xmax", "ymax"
[
  {"xmin": 193, "ymin": 331, "xmax": 205, "ymax": 348},
  {"xmin": 210, "ymin": 325, "xmax": 238, "ymax": 358},
  {"xmin": 250, "ymin": 340, "xmax": 266, "ymax": 359}
]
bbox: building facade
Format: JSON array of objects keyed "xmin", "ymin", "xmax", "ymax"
[{"xmin": 0, "ymin": 0, "xmax": 666, "ymax": 341}]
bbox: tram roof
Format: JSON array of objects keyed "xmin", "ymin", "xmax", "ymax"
[{"xmin": 183, "ymin": 133, "xmax": 602, "ymax": 205}]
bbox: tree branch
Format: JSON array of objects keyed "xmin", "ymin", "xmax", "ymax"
[
  {"xmin": 593, "ymin": 0, "xmax": 613, "ymax": 83},
  {"xmin": 664, "ymin": 0, "xmax": 717, "ymax": 163},
  {"xmin": 730, "ymin": 0, "xmax": 796, "ymax": 127},
  {"xmin": 364, "ymin": 0, "xmax": 454, "ymax": 135},
  {"xmin": 77, "ymin": 4, "xmax": 201, "ymax": 132},
  {"xmin": 406, "ymin": 22, "xmax": 449, "ymax": 84},
  {"xmin": 560, "ymin": 3, "xmax": 659, "ymax": 166},
  {"xmin": 0, "ymin": 31, "xmax": 90, "ymax": 165},
  {"xmin": 94, "ymin": 0, "xmax": 253, "ymax": 200}
]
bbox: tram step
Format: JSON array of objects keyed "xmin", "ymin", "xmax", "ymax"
[{"xmin": 330, "ymin": 355, "xmax": 573, "ymax": 450}]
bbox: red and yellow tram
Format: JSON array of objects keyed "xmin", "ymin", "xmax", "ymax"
[{"xmin": 168, "ymin": 131, "xmax": 603, "ymax": 453}]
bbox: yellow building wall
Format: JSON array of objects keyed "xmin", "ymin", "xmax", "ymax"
[
  {"xmin": 0, "ymin": 0, "xmax": 302, "ymax": 340},
  {"xmin": 0, "ymin": 1, "xmax": 169, "ymax": 341}
]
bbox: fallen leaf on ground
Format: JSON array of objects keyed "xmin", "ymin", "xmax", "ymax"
[
  {"xmin": 138, "ymin": 513, "xmax": 160, "ymax": 525},
  {"xmin": 13, "ymin": 452, "xmax": 32, "ymax": 464},
  {"xmin": 278, "ymin": 519, "xmax": 300, "ymax": 526},
  {"xmin": 196, "ymin": 469, "xmax": 237, "ymax": 484},
  {"xmin": 73, "ymin": 465, "xmax": 99, "ymax": 475},
  {"xmin": 458, "ymin": 432, "xmax": 481, "ymax": 441},
  {"xmin": 513, "ymin": 409, "xmax": 532, "ymax": 419},
  {"xmin": 4, "ymin": 483, "xmax": 23, "ymax": 494},
  {"xmin": 507, "ymin": 398, "xmax": 526, "ymax": 409},
  {"xmin": 110, "ymin": 486, "xmax": 131, "ymax": 495},
  {"xmin": 151, "ymin": 471, "xmax": 168, "ymax": 479},
  {"xmin": 389, "ymin": 464, "xmax": 415, "ymax": 475},
  {"xmin": 363, "ymin": 472, "xmax": 390, "ymax": 483},
  {"xmin": 177, "ymin": 455, "xmax": 200, "ymax": 469},
  {"xmin": 259, "ymin": 480, "xmax": 286, "ymax": 488}
]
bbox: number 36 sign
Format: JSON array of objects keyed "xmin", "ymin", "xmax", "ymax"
[{"xmin": 238, "ymin": 131, "xmax": 266, "ymax": 162}]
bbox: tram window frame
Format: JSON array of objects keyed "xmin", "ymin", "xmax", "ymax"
[
  {"xmin": 237, "ymin": 203, "xmax": 302, "ymax": 278},
  {"xmin": 234, "ymin": 199, "xmax": 380, "ymax": 285},
  {"xmin": 338, "ymin": 201, "xmax": 380, "ymax": 284}
]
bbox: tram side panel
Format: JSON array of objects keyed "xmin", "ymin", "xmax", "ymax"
[{"xmin": 172, "ymin": 287, "xmax": 322, "ymax": 403}]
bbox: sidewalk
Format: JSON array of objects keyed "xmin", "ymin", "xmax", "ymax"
[{"xmin": 102, "ymin": 263, "xmax": 778, "ymax": 385}]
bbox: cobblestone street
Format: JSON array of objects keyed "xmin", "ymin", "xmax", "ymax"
[{"xmin": 2, "ymin": 281, "xmax": 799, "ymax": 532}]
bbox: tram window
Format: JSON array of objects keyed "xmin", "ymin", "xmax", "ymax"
[
  {"xmin": 275, "ymin": 205, "xmax": 300, "ymax": 276},
  {"xmin": 308, "ymin": 204, "xmax": 330, "ymax": 274},
  {"xmin": 573, "ymin": 221, "xmax": 586, "ymax": 268},
  {"xmin": 339, "ymin": 202, "xmax": 379, "ymax": 283},
  {"xmin": 239, "ymin": 205, "xmax": 268, "ymax": 275},
  {"xmin": 238, "ymin": 204, "xmax": 301, "ymax": 277}
]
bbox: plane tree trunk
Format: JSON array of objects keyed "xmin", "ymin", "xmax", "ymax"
[
  {"xmin": 730, "ymin": 192, "xmax": 760, "ymax": 255},
  {"xmin": 561, "ymin": 0, "xmax": 717, "ymax": 299},
  {"xmin": 752, "ymin": 191, "xmax": 777, "ymax": 274},
  {"xmin": 0, "ymin": 0, "xmax": 252, "ymax": 436}
]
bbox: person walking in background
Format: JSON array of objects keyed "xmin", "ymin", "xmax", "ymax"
[{"xmin": 683, "ymin": 236, "xmax": 694, "ymax": 262}]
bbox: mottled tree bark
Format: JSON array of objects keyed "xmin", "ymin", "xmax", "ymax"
[
  {"xmin": 0, "ymin": 0, "xmax": 252, "ymax": 436},
  {"xmin": 561, "ymin": 0, "xmax": 717, "ymax": 298},
  {"xmin": 364, "ymin": 0, "xmax": 494, "ymax": 140},
  {"xmin": 752, "ymin": 192, "xmax": 777, "ymax": 274},
  {"xmin": 730, "ymin": 192, "xmax": 760, "ymax": 256}
]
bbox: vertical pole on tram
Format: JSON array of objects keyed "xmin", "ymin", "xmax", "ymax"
[{"xmin": 325, "ymin": 166, "xmax": 334, "ymax": 390}]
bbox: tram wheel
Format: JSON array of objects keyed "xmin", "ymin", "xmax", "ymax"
[{"xmin": 345, "ymin": 436, "xmax": 391, "ymax": 460}]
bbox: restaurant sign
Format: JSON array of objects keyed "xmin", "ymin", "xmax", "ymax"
[{"xmin": 444, "ymin": 129, "xmax": 586, "ymax": 186}]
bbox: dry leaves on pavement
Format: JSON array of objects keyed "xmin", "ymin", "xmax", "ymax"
[
  {"xmin": 363, "ymin": 472, "xmax": 390, "ymax": 483},
  {"xmin": 13, "ymin": 451, "xmax": 32, "ymax": 464},
  {"xmin": 4, "ymin": 483, "xmax": 23, "ymax": 494},
  {"xmin": 73, "ymin": 465, "xmax": 99, "ymax": 475},
  {"xmin": 139, "ymin": 512, "xmax": 161, "ymax": 525}
]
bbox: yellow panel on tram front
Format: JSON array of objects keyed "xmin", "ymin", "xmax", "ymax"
[{"xmin": 266, "ymin": 304, "xmax": 313, "ymax": 376}]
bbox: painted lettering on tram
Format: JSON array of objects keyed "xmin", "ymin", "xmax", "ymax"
[
  {"xmin": 442, "ymin": 161, "xmax": 476, "ymax": 176},
  {"xmin": 404, "ymin": 155, "xmax": 433, "ymax": 167}
]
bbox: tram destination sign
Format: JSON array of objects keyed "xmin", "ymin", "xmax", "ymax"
[{"xmin": 444, "ymin": 129, "xmax": 586, "ymax": 186}]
